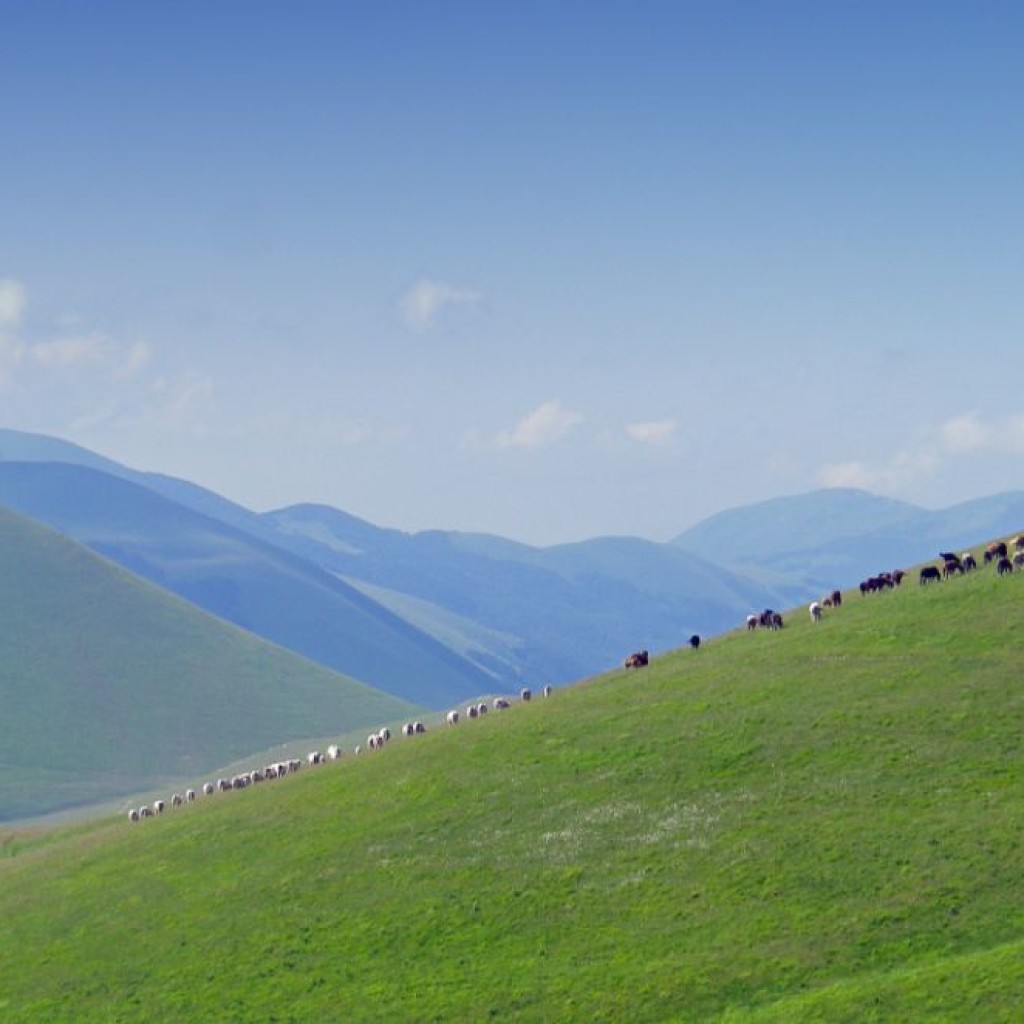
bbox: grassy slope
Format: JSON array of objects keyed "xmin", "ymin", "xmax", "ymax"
[
  {"xmin": 1, "ymin": 543, "xmax": 1023, "ymax": 1020},
  {"xmin": 0, "ymin": 506, "xmax": 418, "ymax": 820}
]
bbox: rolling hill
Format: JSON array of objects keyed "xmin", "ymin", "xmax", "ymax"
[
  {"xmin": 1, "ymin": 533, "xmax": 1023, "ymax": 1019},
  {"xmin": 0, "ymin": 505, "xmax": 418, "ymax": 821}
]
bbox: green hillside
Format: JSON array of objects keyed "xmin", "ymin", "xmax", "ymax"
[
  {"xmin": 0, "ymin": 505, "xmax": 418, "ymax": 821},
  {"xmin": 1, "ymin": 540, "xmax": 1023, "ymax": 1020}
]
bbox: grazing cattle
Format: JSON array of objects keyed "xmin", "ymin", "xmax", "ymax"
[
  {"xmin": 154, "ymin": 799, "xmax": 165, "ymax": 814},
  {"xmin": 327, "ymin": 744, "xmax": 341, "ymax": 760},
  {"xmin": 998, "ymin": 556, "xmax": 1014, "ymax": 576},
  {"xmin": 962, "ymin": 553, "xmax": 977, "ymax": 572},
  {"xmin": 943, "ymin": 557, "xmax": 963, "ymax": 578},
  {"xmin": 139, "ymin": 805, "xmax": 153, "ymax": 818},
  {"xmin": 171, "ymin": 793, "xmax": 183, "ymax": 808},
  {"xmin": 467, "ymin": 704, "xmax": 479, "ymax": 719},
  {"xmin": 203, "ymin": 781, "xmax": 215, "ymax": 796},
  {"xmin": 415, "ymin": 721, "xmax": 427, "ymax": 733},
  {"xmin": 128, "ymin": 808, "xmax": 140, "ymax": 823},
  {"xmin": 520, "ymin": 688, "xmax": 532, "ymax": 702},
  {"xmin": 1014, "ymin": 552, "xmax": 1024, "ymax": 570},
  {"xmin": 446, "ymin": 710, "xmax": 460, "ymax": 725},
  {"xmin": 543, "ymin": 684, "xmax": 553, "ymax": 697},
  {"xmin": 186, "ymin": 789, "xmax": 196, "ymax": 802},
  {"xmin": 919, "ymin": 565, "xmax": 942, "ymax": 584},
  {"xmin": 493, "ymin": 697, "xmax": 511, "ymax": 710},
  {"xmin": 688, "ymin": 634, "xmax": 701, "ymax": 650},
  {"xmin": 477, "ymin": 702, "xmax": 488, "ymax": 715},
  {"xmin": 1015, "ymin": 535, "xmax": 1024, "ymax": 551},
  {"xmin": 809, "ymin": 601, "xmax": 822, "ymax": 623},
  {"xmin": 624, "ymin": 650, "xmax": 649, "ymax": 668},
  {"xmin": 402, "ymin": 722, "xmax": 415, "ymax": 736},
  {"xmin": 307, "ymin": 750, "xmax": 323, "ymax": 765},
  {"xmin": 831, "ymin": 589, "xmax": 842, "ymax": 607},
  {"xmin": 985, "ymin": 541, "xmax": 1008, "ymax": 564},
  {"xmin": 746, "ymin": 614, "xmax": 758, "ymax": 630}
]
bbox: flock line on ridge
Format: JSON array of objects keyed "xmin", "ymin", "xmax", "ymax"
[
  {"xmin": 126, "ymin": 686, "xmax": 552, "ymax": 824},
  {"xmin": 126, "ymin": 532, "xmax": 1024, "ymax": 826}
]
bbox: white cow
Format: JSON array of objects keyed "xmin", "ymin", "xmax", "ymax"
[
  {"xmin": 446, "ymin": 710, "xmax": 460, "ymax": 726},
  {"xmin": 809, "ymin": 601, "xmax": 822, "ymax": 623}
]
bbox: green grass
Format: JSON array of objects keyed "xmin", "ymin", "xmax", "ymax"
[{"xmin": 1, "ymin": 544, "xmax": 1023, "ymax": 1020}]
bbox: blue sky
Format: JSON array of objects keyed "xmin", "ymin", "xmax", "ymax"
[{"xmin": 3, "ymin": 2, "xmax": 1024, "ymax": 545}]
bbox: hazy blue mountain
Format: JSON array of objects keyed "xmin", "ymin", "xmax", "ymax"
[
  {"xmin": 0, "ymin": 504, "xmax": 417, "ymax": 821},
  {"xmin": 263, "ymin": 504, "xmax": 802, "ymax": 679},
  {"xmin": 0, "ymin": 462, "xmax": 497, "ymax": 708},
  {"xmin": 672, "ymin": 487, "xmax": 1024, "ymax": 590},
  {"xmin": 671, "ymin": 489, "xmax": 925, "ymax": 560},
  {"xmin": 0, "ymin": 428, "xmax": 267, "ymax": 535}
]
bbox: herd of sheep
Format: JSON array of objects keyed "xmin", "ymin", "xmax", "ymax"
[
  {"xmin": 127, "ymin": 686, "xmax": 552, "ymax": 824},
  {"xmin": 129, "ymin": 532, "xmax": 1024, "ymax": 825}
]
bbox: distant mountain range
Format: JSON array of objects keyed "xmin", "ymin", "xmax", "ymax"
[
  {"xmin": 4, "ymin": 426, "xmax": 1024, "ymax": 820},
  {"xmin": 4, "ymin": 427, "xmax": 1024, "ymax": 709}
]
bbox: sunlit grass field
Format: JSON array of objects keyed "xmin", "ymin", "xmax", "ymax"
[{"xmin": 2, "ymin": 544, "xmax": 1024, "ymax": 1021}]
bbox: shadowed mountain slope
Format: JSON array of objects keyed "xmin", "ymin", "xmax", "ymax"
[{"xmin": 0, "ymin": 505, "xmax": 417, "ymax": 821}]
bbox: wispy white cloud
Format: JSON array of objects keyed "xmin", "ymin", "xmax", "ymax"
[
  {"xmin": 400, "ymin": 278, "xmax": 481, "ymax": 331},
  {"xmin": 31, "ymin": 332, "xmax": 108, "ymax": 369},
  {"xmin": 0, "ymin": 279, "xmax": 27, "ymax": 328},
  {"xmin": 626, "ymin": 418, "xmax": 677, "ymax": 446},
  {"xmin": 819, "ymin": 450, "xmax": 941, "ymax": 492},
  {"xmin": 937, "ymin": 411, "xmax": 1024, "ymax": 456},
  {"xmin": 496, "ymin": 399, "xmax": 583, "ymax": 449}
]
